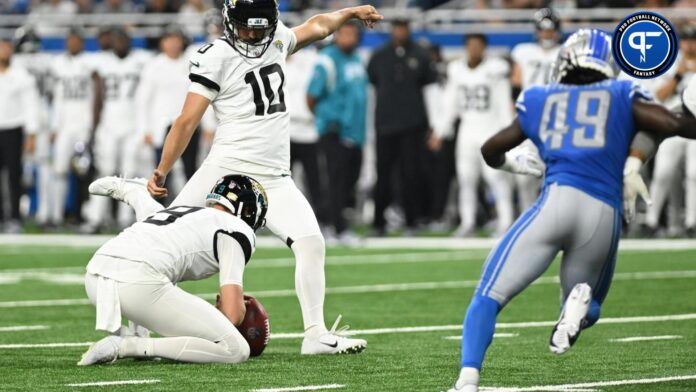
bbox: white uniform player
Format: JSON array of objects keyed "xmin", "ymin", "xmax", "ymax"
[
  {"xmin": 78, "ymin": 174, "xmax": 264, "ymax": 365},
  {"xmin": 437, "ymin": 53, "xmax": 515, "ymax": 237},
  {"xmin": 49, "ymin": 33, "xmax": 95, "ymax": 225},
  {"xmin": 12, "ymin": 30, "xmax": 54, "ymax": 226},
  {"xmin": 87, "ymin": 32, "xmax": 151, "ymax": 229},
  {"xmin": 149, "ymin": 2, "xmax": 382, "ymax": 354}
]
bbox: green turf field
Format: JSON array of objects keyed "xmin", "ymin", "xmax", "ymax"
[{"xmin": 0, "ymin": 242, "xmax": 695, "ymax": 391}]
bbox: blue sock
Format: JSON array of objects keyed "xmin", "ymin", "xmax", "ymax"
[
  {"xmin": 583, "ymin": 299, "xmax": 601, "ymax": 329},
  {"xmin": 461, "ymin": 294, "xmax": 501, "ymax": 370}
]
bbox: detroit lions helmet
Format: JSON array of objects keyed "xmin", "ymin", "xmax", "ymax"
[
  {"xmin": 551, "ymin": 29, "xmax": 618, "ymax": 85},
  {"xmin": 222, "ymin": 0, "xmax": 279, "ymax": 59}
]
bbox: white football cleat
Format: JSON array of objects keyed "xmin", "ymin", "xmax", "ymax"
[
  {"xmin": 549, "ymin": 283, "xmax": 592, "ymax": 355},
  {"xmin": 77, "ymin": 336, "xmax": 122, "ymax": 366},
  {"xmin": 447, "ymin": 367, "xmax": 479, "ymax": 392},
  {"xmin": 301, "ymin": 315, "xmax": 367, "ymax": 355},
  {"xmin": 88, "ymin": 176, "xmax": 147, "ymax": 202}
]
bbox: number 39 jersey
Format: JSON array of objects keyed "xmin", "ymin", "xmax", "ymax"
[
  {"xmin": 92, "ymin": 206, "xmax": 255, "ymax": 284},
  {"xmin": 188, "ymin": 21, "xmax": 297, "ymax": 176},
  {"xmin": 517, "ymin": 80, "xmax": 652, "ymax": 210},
  {"xmin": 438, "ymin": 57, "xmax": 513, "ymax": 142}
]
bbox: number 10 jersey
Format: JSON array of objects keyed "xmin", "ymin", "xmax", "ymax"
[{"xmin": 188, "ymin": 21, "xmax": 298, "ymax": 177}]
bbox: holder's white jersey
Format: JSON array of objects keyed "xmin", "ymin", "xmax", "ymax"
[
  {"xmin": 94, "ymin": 50, "xmax": 152, "ymax": 134},
  {"xmin": 50, "ymin": 53, "xmax": 95, "ymax": 134},
  {"xmin": 438, "ymin": 57, "xmax": 513, "ymax": 142},
  {"xmin": 511, "ymin": 42, "xmax": 560, "ymax": 89},
  {"xmin": 91, "ymin": 206, "xmax": 255, "ymax": 285},
  {"xmin": 187, "ymin": 21, "xmax": 297, "ymax": 176}
]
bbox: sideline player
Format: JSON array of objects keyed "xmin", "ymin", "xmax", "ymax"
[
  {"xmin": 78, "ymin": 174, "xmax": 266, "ymax": 365},
  {"xmin": 509, "ymin": 8, "xmax": 562, "ymax": 212},
  {"xmin": 447, "ymin": 30, "xmax": 696, "ymax": 391},
  {"xmin": 430, "ymin": 33, "xmax": 520, "ymax": 237},
  {"xmin": 147, "ymin": 1, "xmax": 382, "ymax": 354},
  {"xmin": 49, "ymin": 29, "xmax": 98, "ymax": 226}
]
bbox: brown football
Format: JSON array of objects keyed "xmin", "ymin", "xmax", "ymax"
[{"xmin": 238, "ymin": 295, "xmax": 270, "ymax": 357}]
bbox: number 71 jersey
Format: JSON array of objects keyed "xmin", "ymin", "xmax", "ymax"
[
  {"xmin": 188, "ymin": 21, "xmax": 297, "ymax": 176},
  {"xmin": 516, "ymin": 80, "xmax": 652, "ymax": 210}
]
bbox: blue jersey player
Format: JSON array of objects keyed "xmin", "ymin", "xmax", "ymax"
[{"xmin": 448, "ymin": 29, "xmax": 696, "ymax": 392}]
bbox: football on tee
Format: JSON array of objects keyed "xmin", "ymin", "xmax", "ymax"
[{"xmin": 239, "ymin": 295, "xmax": 270, "ymax": 357}]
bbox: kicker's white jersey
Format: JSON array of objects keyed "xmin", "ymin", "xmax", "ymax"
[
  {"xmin": 187, "ymin": 21, "xmax": 297, "ymax": 176},
  {"xmin": 94, "ymin": 50, "xmax": 151, "ymax": 134},
  {"xmin": 50, "ymin": 53, "xmax": 95, "ymax": 134},
  {"xmin": 92, "ymin": 206, "xmax": 255, "ymax": 284},
  {"xmin": 511, "ymin": 42, "xmax": 560, "ymax": 89},
  {"xmin": 439, "ymin": 57, "xmax": 513, "ymax": 142}
]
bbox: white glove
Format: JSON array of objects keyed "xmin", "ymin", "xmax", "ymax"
[
  {"xmin": 499, "ymin": 148, "xmax": 543, "ymax": 178},
  {"xmin": 623, "ymin": 156, "xmax": 652, "ymax": 223}
]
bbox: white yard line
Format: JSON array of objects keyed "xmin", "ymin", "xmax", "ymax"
[
  {"xmin": 479, "ymin": 374, "xmax": 696, "ymax": 391},
  {"xmin": 0, "ymin": 325, "xmax": 49, "ymax": 332},
  {"xmin": 2, "ymin": 313, "xmax": 695, "ymax": 349},
  {"xmin": 66, "ymin": 380, "xmax": 160, "ymax": 387},
  {"xmin": 443, "ymin": 333, "xmax": 518, "ymax": 340},
  {"xmin": 4, "ymin": 234, "xmax": 696, "ymax": 250},
  {"xmin": 609, "ymin": 335, "xmax": 683, "ymax": 343},
  {"xmin": 0, "ymin": 342, "xmax": 92, "ymax": 349},
  {"xmin": 2, "ymin": 269, "xmax": 696, "ymax": 307},
  {"xmin": 250, "ymin": 384, "xmax": 345, "ymax": 392}
]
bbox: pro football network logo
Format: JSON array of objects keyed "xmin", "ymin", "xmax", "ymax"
[{"xmin": 612, "ymin": 11, "xmax": 678, "ymax": 79}]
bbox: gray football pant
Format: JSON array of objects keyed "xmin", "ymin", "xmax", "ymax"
[{"xmin": 478, "ymin": 183, "xmax": 621, "ymax": 311}]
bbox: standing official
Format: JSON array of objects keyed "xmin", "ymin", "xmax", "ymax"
[
  {"xmin": 367, "ymin": 19, "xmax": 437, "ymax": 235},
  {"xmin": 307, "ymin": 21, "xmax": 367, "ymax": 243},
  {"xmin": 0, "ymin": 39, "xmax": 40, "ymax": 233}
]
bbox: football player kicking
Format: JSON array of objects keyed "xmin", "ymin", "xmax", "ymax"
[
  {"xmin": 146, "ymin": 1, "xmax": 382, "ymax": 354},
  {"xmin": 448, "ymin": 30, "xmax": 696, "ymax": 392},
  {"xmin": 78, "ymin": 174, "xmax": 267, "ymax": 365}
]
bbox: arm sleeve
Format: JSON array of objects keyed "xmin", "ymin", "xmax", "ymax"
[
  {"xmin": 515, "ymin": 88, "xmax": 532, "ymax": 138},
  {"xmin": 188, "ymin": 48, "xmax": 223, "ymax": 101},
  {"xmin": 215, "ymin": 232, "xmax": 249, "ymax": 287}
]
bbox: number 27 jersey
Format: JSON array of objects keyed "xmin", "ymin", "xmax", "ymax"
[
  {"xmin": 516, "ymin": 80, "xmax": 652, "ymax": 210},
  {"xmin": 188, "ymin": 21, "xmax": 297, "ymax": 176}
]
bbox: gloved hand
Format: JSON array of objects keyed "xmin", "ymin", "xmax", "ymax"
[
  {"xmin": 499, "ymin": 147, "xmax": 543, "ymax": 178},
  {"xmin": 623, "ymin": 156, "xmax": 652, "ymax": 223}
]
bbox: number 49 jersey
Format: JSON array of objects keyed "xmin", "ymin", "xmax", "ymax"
[
  {"xmin": 93, "ymin": 206, "xmax": 256, "ymax": 284},
  {"xmin": 188, "ymin": 21, "xmax": 297, "ymax": 177},
  {"xmin": 517, "ymin": 80, "xmax": 652, "ymax": 210}
]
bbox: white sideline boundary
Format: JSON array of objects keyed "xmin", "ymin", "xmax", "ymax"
[
  {"xmin": 2, "ymin": 269, "xmax": 696, "ymax": 307},
  {"xmin": 609, "ymin": 335, "xmax": 682, "ymax": 342},
  {"xmin": 250, "ymin": 384, "xmax": 345, "ymax": 392},
  {"xmin": 1, "ymin": 313, "xmax": 695, "ymax": 349},
  {"xmin": 479, "ymin": 374, "xmax": 696, "ymax": 391},
  {"xmin": 66, "ymin": 380, "xmax": 160, "ymax": 387},
  {"xmin": 0, "ymin": 325, "xmax": 49, "ymax": 332},
  {"xmin": 4, "ymin": 234, "xmax": 696, "ymax": 250}
]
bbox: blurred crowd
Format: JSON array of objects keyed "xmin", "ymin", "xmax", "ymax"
[
  {"xmin": 3, "ymin": 0, "xmax": 695, "ymax": 15},
  {"xmin": 0, "ymin": 7, "xmax": 694, "ymax": 243}
]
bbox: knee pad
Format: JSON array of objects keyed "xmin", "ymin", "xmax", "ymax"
[{"xmin": 217, "ymin": 333, "xmax": 250, "ymax": 363}]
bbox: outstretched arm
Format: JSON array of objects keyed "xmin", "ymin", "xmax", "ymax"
[
  {"xmin": 291, "ymin": 6, "xmax": 383, "ymax": 53},
  {"xmin": 633, "ymin": 100, "xmax": 696, "ymax": 139}
]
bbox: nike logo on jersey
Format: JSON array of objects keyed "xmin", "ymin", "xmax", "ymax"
[{"xmin": 190, "ymin": 61, "xmax": 200, "ymax": 68}]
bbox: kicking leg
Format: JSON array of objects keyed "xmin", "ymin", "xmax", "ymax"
[{"xmin": 88, "ymin": 177, "xmax": 163, "ymax": 221}]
